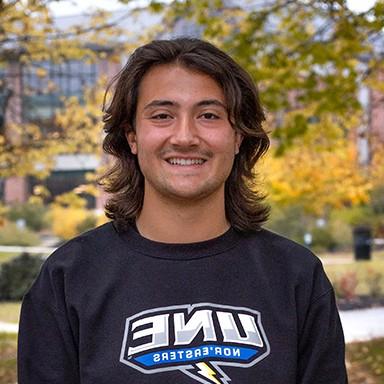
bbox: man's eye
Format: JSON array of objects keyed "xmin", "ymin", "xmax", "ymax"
[
  {"xmin": 151, "ymin": 113, "xmax": 172, "ymax": 120},
  {"xmin": 201, "ymin": 113, "xmax": 219, "ymax": 120}
]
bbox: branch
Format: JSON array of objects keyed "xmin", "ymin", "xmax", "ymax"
[{"xmin": 0, "ymin": 8, "xmax": 134, "ymax": 46}]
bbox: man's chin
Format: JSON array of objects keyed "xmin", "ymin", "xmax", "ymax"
[{"xmin": 159, "ymin": 185, "xmax": 223, "ymax": 203}]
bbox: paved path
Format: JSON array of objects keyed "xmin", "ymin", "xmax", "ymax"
[
  {"xmin": 339, "ymin": 307, "xmax": 384, "ymax": 343},
  {"xmin": 0, "ymin": 321, "xmax": 18, "ymax": 333},
  {"xmin": 1, "ymin": 308, "xmax": 384, "ymax": 344}
]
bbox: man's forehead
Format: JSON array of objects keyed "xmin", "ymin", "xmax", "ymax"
[{"xmin": 136, "ymin": 64, "xmax": 227, "ymax": 109}]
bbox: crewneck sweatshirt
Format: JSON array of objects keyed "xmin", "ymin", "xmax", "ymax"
[{"xmin": 18, "ymin": 222, "xmax": 347, "ymax": 383}]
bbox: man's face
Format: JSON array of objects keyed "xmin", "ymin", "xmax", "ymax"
[{"xmin": 127, "ymin": 63, "xmax": 243, "ymax": 203}]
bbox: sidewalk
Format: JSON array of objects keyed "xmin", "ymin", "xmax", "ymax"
[
  {"xmin": 339, "ymin": 307, "xmax": 384, "ymax": 343},
  {"xmin": 0, "ymin": 321, "xmax": 18, "ymax": 333}
]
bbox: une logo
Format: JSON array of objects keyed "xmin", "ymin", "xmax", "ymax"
[{"xmin": 120, "ymin": 303, "xmax": 270, "ymax": 384}]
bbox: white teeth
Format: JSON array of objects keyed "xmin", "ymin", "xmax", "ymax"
[{"xmin": 168, "ymin": 158, "xmax": 205, "ymax": 165}]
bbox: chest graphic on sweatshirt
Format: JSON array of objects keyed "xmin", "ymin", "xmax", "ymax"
[{"xmin": 120, "ymin": 303, "xmax": 270, "ymax": 383}]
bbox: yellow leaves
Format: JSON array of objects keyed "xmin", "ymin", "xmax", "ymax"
[
  {"xmin": 53, "ymin": 84, "xmax": 105, "ymax": 155},
  {"xmin": 35, "ymin": 67, "xmax": 47, "ymax": 77},
  {"xmin": 50, "ymin": 192, "xmax": 98, "ymax": 239},
  {"xmin": 50, "ymin": 205, "xmax": 89, "ymax": 239},
  {"xmin": 32, "ymin": 184, "xmax": 50, "ymax": 199},
  {"xmin": 53, "ymin": 191, "xmax": 87, "ymax": 209},
  {"xmin": 370, "ymin": 146, "xmax": 384, "ymax": 186},
  {"xmin": 261, "ymin": 115, "xmax": 373, "ymax": 216},
  {"xmin": 0, "ymin": 76, "xmax": 106, "ymax": 179}
]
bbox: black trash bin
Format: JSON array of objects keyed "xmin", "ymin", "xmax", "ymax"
[{"xmin": 353, "ymin": 226, "xmax": 371, "ymax": 260}]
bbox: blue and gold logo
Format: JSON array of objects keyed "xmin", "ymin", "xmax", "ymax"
[{"xmin": 120, "ymin": 303, "xmax": 270, "ymax": 383}]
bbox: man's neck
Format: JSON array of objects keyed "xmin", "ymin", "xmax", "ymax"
[{"xmin": 136, "ymin": 191, "xmax": 230, "ymax": 243}]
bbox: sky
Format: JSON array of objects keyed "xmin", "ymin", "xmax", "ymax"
[{"xmin": 49, "ymin": 0, "xmax": 378, "ymax": 17}]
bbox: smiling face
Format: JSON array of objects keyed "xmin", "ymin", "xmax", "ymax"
[{"xmin": 127, "ymin": 64, "xmax": 243, "ymax": 204}]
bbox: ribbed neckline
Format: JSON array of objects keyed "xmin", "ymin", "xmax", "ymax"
[{"xmin": 116, "ymin": 222, "xmax": 242, "ymax": 260}]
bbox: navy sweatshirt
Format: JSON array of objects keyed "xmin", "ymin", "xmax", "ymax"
[{"xmin": 18, "ymin": 222, "xmax": 347, "ymax": 383}]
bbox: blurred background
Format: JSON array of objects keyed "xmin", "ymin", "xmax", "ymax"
[{"xmin": 0, "ymin": 0, "xmax": 383, "ymax": 382}]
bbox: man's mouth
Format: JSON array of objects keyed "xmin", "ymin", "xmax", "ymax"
[{"xmin": 166, "ymin": 158, "xmax": 206, "ymax": 166}]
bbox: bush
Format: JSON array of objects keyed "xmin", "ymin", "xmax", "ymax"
[
  {"xmin": 0, "ymin": 222, "xmax": 40, "ymax": 246},
  {"xmin": 311, "ymin": 227, "xmax": 338, "ymax": 252},
  {"xmin": 328, "ymin": 213, "xmax": 353, "ymax": 250},
  {"xmin": 0, "ymin": 253, "xmax": 43, "ymax": 301},
  {"xmin": 76, "ymin": 214, "xmax": 98, "ymax": 234},
  {"xmin": 333, "ymin": 271, "xmax": 358, "ymax": 300},
  {"xmin": 50, "ymin": 192, "xmax": 98, "ymax": 240},
  {"xmin": 50, "ymin": 206, "xmax": 89, "ymax": 239},
  {"xmin": 366, "ymin": 268, "xmax": 383, "ymax": 298},
  {"xmin": 266, "ymin": 204, "xmax": 308, "ymax": 244},
  {"xmin": 6, "ymin": 202, "xmax": 49, "ymax": 231}
]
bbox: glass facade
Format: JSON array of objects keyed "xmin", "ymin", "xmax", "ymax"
[
  {"xmin": 22, "ymin": 60, "xmax": 97, "ymax": 123},
  {"xmin": 20, "ymin": 60, "xmax": 99, "ymax": 206}
]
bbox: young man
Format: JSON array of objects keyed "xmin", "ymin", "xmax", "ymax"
[{"xmin": 18, "ymin": 38, "xmax": 347, "ymax": 383}]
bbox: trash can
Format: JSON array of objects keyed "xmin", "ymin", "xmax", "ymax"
[{"xmin": 353, "ymin": 226, "xmax": 371, "ymax": 260}]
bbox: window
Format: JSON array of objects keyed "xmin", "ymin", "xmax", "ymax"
[{"xmin": 22, "ymin": 60, "xmax": 97, "ymax": 123}]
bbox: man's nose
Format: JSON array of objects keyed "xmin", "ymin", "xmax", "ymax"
[{"xmin": 169, "ymin": 116, "xmax": 200, "ymax": 147}]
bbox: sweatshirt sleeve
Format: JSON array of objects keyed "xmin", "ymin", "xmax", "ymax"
[
  {"xmin": 17, "ymin": 255, "xmax": 80, "ymax": 384},
  {"xmin": 297, "ymin": 288, "xmax": 348, "ymax": 384}
]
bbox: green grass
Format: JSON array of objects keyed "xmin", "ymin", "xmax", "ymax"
[
  {"xmin": 347, "ymin": 338, "xmax": 384, "ymax": 383},
  {"xmin": 0, "ymin": 253, "xmax": 17, "ymax": 265},
  {"xmin": 0, "ymin": 303, "xmax": 21, "ymax": 324},
  {"xmin": 0, "ymin": 333, "xmax": 17, "ymax": 384}
]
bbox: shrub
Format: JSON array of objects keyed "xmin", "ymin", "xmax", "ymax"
[
  {"xmin": 311, "ymin": 227, "xmax": 338, "ymax": 253},
  {"xmin": 333, "ymin": 271, "xmax": 358, "ymax": 300},
  {"xmin": 0, "ymin": 253, "xmax": 44, "ymax": 301},
  {"xmin": 267, "ymin": 204, "xmax": 307, "ymax": 244},
  {"xmin": 50, "ymin": 205, "xmax": 89, "ymax": 240},
  {"xmin": 328, "ymin": 213, "xmax": 353, "ymax": 250},
  {"xmin": 366, "ymin": 268, "xmax": 383, "ymax": 298},
  {"xmin": 6, "ymin": 202, "xmax": 49, "ymax": 231},
  {"xmin": 50, "ymin": 192, "xmax": 90, "ymax": 240},
  {"xmin": 0, "ymin": 222, "xmax": 40, "ymax": 246},
  {"xmin": 76, "ymin": 214, "xmax": 98, "ymax": 234}
]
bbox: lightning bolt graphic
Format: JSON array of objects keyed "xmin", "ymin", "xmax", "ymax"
[
  {"xmin": 195, "ymin": 362, "xmax": 221, "ymax": 384},
  {"xmin": 182, "ymin": 361, "xmax": 231, "ymax": 384}
]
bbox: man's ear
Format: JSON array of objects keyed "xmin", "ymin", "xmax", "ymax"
[
  {"xmin": 235, "ymin": 133, "xmax": 243, "ymax": 155},
  {"xmin": 126, "ymin": 131, "xmax": 137, "ymax": 155}
]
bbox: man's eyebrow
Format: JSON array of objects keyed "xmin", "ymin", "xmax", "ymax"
[
  {"xmin": 143, "ymin": 99, "xmax": 227, "ymax": 110},
  {"xmin": 143, "ymin": 100, "xmax": 179, "ymax": 110},
  {"xmin": 196, "ymin": 99, "xmax": 227, "ymax": 109}
]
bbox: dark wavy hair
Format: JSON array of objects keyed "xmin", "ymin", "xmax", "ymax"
[{"xmin": 100, "ymin": 37, "xmax": 270, "ymax": 232}]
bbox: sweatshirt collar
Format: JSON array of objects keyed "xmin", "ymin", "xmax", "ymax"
[{"xmin": 117, "ymin": 222, "xmax": 241, "ymax": 260}]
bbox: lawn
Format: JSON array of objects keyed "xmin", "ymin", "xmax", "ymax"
[
  {"xmin": 0, "ymin": 333, "xmax": 17, "ymax": 384},
  {"xmin": 347, "ymin": 338, "xmax": 384, "ymax": 384},
  {"xmin": 0, "ymin": 253, "xmax": 16, "ymax": 265},
  {"xmin": 0, "ymin": 303, "xmax": 21, "ymax": 325}
]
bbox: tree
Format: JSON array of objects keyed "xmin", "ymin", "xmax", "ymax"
[
  {"xmin": 152, "ymin": 0, "xmax": 384, "ymax": 214},
  {"xmin": 260, "ymin": 117, "xmax": 371, "ymax": 216},
  {"xmin": 0, "ymin": 0, "xmax": 128, "ymax": 178},
  {"xmin": 1, "ymin": 0, "xmax": 383, "ymax": 217}
]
